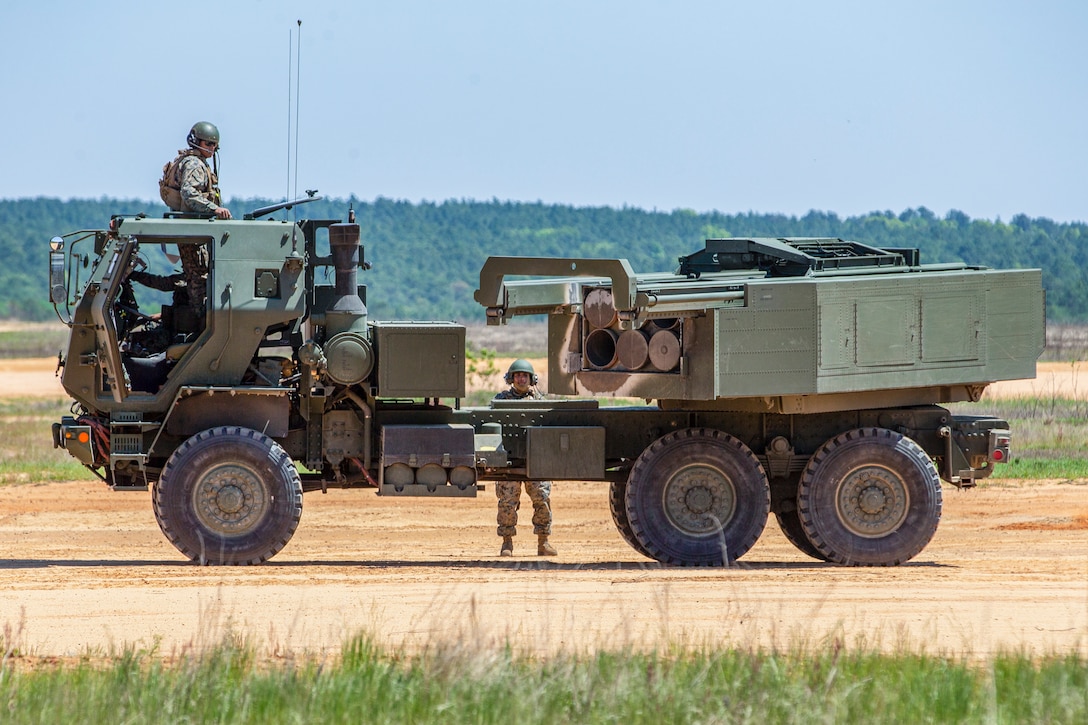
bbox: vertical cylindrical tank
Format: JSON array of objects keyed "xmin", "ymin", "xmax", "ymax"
[{"xmin": 325, "ymin": 222, "xmax": 368, "ymax": 337}]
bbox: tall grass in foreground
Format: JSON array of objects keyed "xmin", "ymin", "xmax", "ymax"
[{"xmin": 2, "ymin": 636, "xmax": 1084, "ymax": 724}]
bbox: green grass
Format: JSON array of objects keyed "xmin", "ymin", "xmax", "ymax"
[
  {"xmin": 992, "ymin": 456, "xmax": 1088, "ymax": 480},
  {"xmin": 2, "ymin": 636, "xmax": 1084, "ymax": 724},
  {"xmin": 0, "ymin": 397, "xmax": 93, "ymax": 483},
  {"xmin": 949, "ymin": 396, "xmax": 1088, "ymax": 480}
]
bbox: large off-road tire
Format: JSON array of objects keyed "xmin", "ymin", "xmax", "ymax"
[
  {"xmin": 798, "ymin": 427, "xmax": 942, "ymax": 566},
  {"xmin": 153, "ymin": 426, "xmax": 303, "ymax": 565},
  {"xmin": 774, "ymin": 508, "xmax": 830, "ymax": 561},
  {"xmin": 608, "ymin": 479, "xmax": 653, "ymax": 559},
  {"xmin": 625, "ymin": 428, "xmax": 769, "ymax": 566}
]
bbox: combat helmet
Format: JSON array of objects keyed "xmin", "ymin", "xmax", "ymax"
[
  {"xmin": 187, "ymin": 121, "xmax": 221, "ymax": 150},
  {"xmin": 504, "ymin": 358, "xmax": 538, "ymax": 385}
]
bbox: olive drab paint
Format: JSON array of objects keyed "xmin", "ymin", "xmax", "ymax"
[{"xmin": 49, "ymin": 209, "xmax": 1043, "ymax": 566}]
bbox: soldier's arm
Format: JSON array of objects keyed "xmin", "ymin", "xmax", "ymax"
[{"xmin": 129, "ymin": 270, "xmax": 183, "ymax": 292}]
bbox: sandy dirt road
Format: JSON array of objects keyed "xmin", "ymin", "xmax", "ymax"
[{"xmin": 1, "ymin": 358, "xmax": 1086, "ymax": 660}]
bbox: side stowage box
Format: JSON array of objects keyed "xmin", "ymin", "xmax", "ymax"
[
  {"xmin": 525, "ymin": 426, "xmax": 606, "ymax": 480},
  {"xmin": 371, "ymin": 321, "xmax": 466, "ymax": 398}
]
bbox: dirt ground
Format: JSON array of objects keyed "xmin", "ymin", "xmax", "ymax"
[{"xmin": 1, "ymin": 358, "xmax": 1086, "ymax": 660}]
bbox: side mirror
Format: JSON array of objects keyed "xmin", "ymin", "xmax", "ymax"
[{"xmin": 49, "ymin": 238, "xmax": 66, "ymax": 304}]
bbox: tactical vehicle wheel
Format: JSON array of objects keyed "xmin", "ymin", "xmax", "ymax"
[
  {"xmin": 608, "ymin": 480, "xmax": 652, "ymax": 559},
  {"xmin": 625, "ymin": 428, "xmax": 769, "ymax": 566},
  {"xmin": 154, "ymin": 426, "xmax": 303, "ymax": 565},
  {"xmin": 798, "ymin": 428, "xmax": 941, "ymax": 566},
  {"xmin": 774, "ymin": 508, "xmax": 829, "ymax": 561}
]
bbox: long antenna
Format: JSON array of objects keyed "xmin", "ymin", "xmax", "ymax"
[
  {"xmin": 286, "ymin": 26, "xmax": 293, "ymax": 204},
  {"xmin": 293, "ymin": 19, "xmax": 302, "ymax": 205}
]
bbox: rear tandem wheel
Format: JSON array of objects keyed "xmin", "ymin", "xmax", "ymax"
[
  {"xmin": 774, "ymin": 507, "xmax": 830, "ymax": 562},
  {"xmin": 624, "ymin": 428, "xmax": 770, "ymax": 565},
  {"xmin": 609, "ymin": 479, "xmax": 653, "ymax": 559},
  {"xmin": 797, "ymin": 427, "xmax": 942, "ymax": 566}
]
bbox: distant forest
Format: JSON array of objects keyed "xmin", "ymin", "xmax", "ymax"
[{"xmin": 1, "ymin": 196, "xmax": 1084, "ymax": 323}]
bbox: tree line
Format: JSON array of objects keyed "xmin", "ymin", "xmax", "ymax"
[{"xmin": 1, "ymin": 196, "xmax": 1084, "ymax": 323}]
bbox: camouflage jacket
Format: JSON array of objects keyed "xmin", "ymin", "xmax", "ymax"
[{"xmin": 159, "ymin": 149, "xmax": 222, "ymax": 214}]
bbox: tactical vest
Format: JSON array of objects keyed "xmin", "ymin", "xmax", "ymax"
[{"xmin": 159, "ymin": 150, "xmax": 221, "ymax": 211}]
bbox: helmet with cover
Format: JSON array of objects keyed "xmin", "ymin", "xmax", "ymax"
[
  {"xmin": 504, "ymin": 358, "xmax": 538, "ymax": 385},
  {"xmin": 186, "ymin": 121, "xmax": 221, "ymax": 150}
]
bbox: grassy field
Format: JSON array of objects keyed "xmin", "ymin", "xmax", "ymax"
[
  {"xmin": 0, "ymin": 322, "xmax": 69, "ymax": 359},
  {"xmin": 1, "ymin": 634, "xmax": 1084, "ymax": 724},
  {"xmin": 0, "ymin": 397, "xmax": 89, "ymax": 484},
  {"xmin": 948, "ymin": 395, "xmax": 1088, "ymax": 480}
]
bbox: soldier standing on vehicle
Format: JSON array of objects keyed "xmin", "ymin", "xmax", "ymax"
[
  {"xmin": 161, "ymin": 121, "xmax": 231, "ymax": 219},
  {"xmin": 493, "ymin": 359, "xmax": 557, "ymax": 557},
  {"xmin": 154, "ymin": 121, "xmax": 232, "ymax": 315}
]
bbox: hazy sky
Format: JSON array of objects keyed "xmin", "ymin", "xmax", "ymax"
[{"xmin": 4, "ymin": 1, "xmax": 1085, "ymax": 222}]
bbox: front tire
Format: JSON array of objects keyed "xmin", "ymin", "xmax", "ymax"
[
  {"xmin": 625, "ymin": 428, "xmax": 769, "ymax": 566},
  {"xmin": 798, "ymin": 427, "xmax": 942, "ymax": 566},
  {"xmin": 154, "ymin": 426, "xmax": 303, "ymax": 565}
]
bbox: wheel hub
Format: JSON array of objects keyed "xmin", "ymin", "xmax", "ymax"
[
  {"xmin": 858, "ymin": 486, "xmax": 887, "ymax": 514},
  {"xmin": 685, "ymin": 486, "xmax": 713, "ymax": 513},
  {"xmin": 193, "ymin": 464, "xmax": 270, "ymax": 537},
  {"xmin": 663, "ymin": 464, "xmax": 736, "ymax": 535},
  {"xmin": 216, "ymin": 485, "xmax": 245, "ymax": 514},
  {"xmin": 837, "ymin": 465, "xmax": 908, "ymax": 538}
]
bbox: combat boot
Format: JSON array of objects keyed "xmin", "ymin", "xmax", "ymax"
[
  {"xmin": 500, "ymin": 536, "xmax": 514, "ymax": 557},
  {"xmin": 537, "ymin": 535, "xmax": 557, "ymax": 556}
]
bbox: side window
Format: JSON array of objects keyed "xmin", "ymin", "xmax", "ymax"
[
  {"xmin": 121, "ymin": 243, "xmax": 179, "ymax": 352},
  {"xmin": 118, "ymin": 240, "xmax": 207, "ymax": 394}
]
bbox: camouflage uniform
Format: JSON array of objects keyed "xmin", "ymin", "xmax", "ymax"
[
  {"xmin": 172, "ymin": 151, "xmax": 224, "ymax": 214},
  {"xmin": 493, "ymin": 385, "xmax": 552, "ymax": 537},
  {"xmin": 160, "ymin": 149, "xmax": 220, "ymax": 312},
  {"xmin": 175, "ymin": 243, "xmax": 209, "ymax": 314}
]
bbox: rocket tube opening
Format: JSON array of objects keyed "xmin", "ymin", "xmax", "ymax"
[{"xmin": 585, "ymin": 328, "xmax": 619, "ymax": 369}]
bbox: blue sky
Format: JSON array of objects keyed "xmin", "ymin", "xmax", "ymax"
[{"xmin": 4, "ymin": 1, "xmax": 1085, "ymax": 222}]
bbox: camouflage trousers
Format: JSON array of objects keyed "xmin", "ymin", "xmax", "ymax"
[
  {"xmin": 178, "ymin": 244, "xmax": 208, "ymax": 314},
  {"xmin": 495, "ymin": 480, "xmax": 552, "ymax": 537}
]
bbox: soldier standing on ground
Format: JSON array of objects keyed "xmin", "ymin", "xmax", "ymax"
[
  {"xmin": 493, "ymin": 359, "xmax": 557, "ymax": 557},
  {"xmin": 153, "ymin": 121, "xmax": 231, "ymax": 314}
]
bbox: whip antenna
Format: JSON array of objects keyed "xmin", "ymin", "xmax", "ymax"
[
  {"xmin": 286, "ymin": 26, "xmax": 293, "ymax": 204},
  {"xmin": 293, "ymin": 19, "xmax": 302, "ymax": 207},
  {"xmin": 285, "ymin": 20, "xmax": 303, "ymax": 226}
]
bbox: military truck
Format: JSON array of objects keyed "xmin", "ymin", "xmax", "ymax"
[{"xmin": 48, "ymin": 200, "xmax": 1045, "ymax": 566}]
